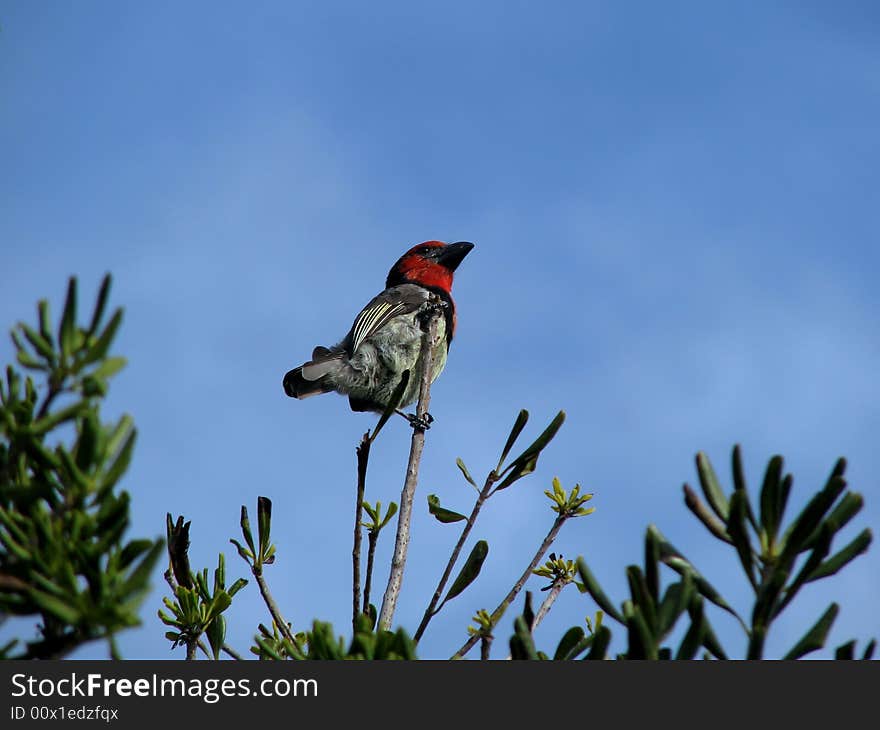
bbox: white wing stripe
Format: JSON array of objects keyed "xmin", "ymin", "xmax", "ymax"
[
  {"xmin": 352, "ymin": 301, "xmax": 404, "ymax": 352},
  {"xmin": 353, "ymin": 302, "xmax": 389, "ymax": 348}
]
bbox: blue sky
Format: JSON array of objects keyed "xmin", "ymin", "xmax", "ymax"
[{"xmin": 1, "ymin": 2, "xmax": 878, "ymax": 659}]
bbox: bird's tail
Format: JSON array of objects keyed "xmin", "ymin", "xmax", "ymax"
[{"xmin": 282, "ymin": 346, "xmax": 344, "ymax": 399}]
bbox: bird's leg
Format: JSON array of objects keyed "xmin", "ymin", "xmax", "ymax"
[{"xmin": 396, "ymin": 409, "xmax": 433, "ymax": 430}]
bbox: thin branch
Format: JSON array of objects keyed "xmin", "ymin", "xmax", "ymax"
[
  {"xmin": 502, "ymin": 580, "xmax": 568, "ymax": 660},
  {"xmin": 452, "ymin": 515, "xmax": 567, "ymax": 659},
  {"xmin": 36, "ymin": 384, "xmax": 61, "ymax": 420},
  {"xmin": 532, "ymin": 578, "xmax": 567, "ymax": 630},
  {"xmin": 222, "ymin": 644, "xmax": 244, "ymax": 660},
  {"xmin": 363, "ymin": 531, "xmax": 379, "ymax": 614},
  {"xmin": 480, "ymin": 634, "xmax": 493, "ymax": 661},
  {"xmin": 253, "ymin": 569, "xmax": 296, "ymax": 644},
  {"xmin": 414, "ymin": 472, "xmax": 497, "ymax": 643},
  {"xmin": 163, "ymin": 569, "xmax": 176, "ymax": 592},
  {"xmin": 352, "ymin": 432, "xmax": 370, "ymax": 631},
  {"xmin": 376, "ymin": 303, "xmax": 442, "ymax": 631}
]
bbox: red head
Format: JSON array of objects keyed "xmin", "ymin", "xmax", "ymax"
[{"xmin": 385, "ymin": 240, "xmax": 474, "ymax": 293}]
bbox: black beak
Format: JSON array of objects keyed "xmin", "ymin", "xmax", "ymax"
[{"xmin": 436, "ymin": 241, "xmax": 474, "ymax": 271}]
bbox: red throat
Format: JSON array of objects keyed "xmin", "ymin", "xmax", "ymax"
[{"xmin": 397, "ymin": 256, "xmax": 454, "ymax": 293}]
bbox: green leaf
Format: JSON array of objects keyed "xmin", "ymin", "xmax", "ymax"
[
  {"xmin": 651, "ymin": 525, "xmax": 746, "ymax": 629},
  {"xmin": 509, "ymin": 615, "xmax": 539, "ymax": 660},
  {"xmin": 118, "ymin": 539, "xmax": 154, "ymax": 570},
  {"xmin": 427, "ymin": 494, "xmax": 466, "ymax": 524},
  {"xmin": 775, "ymin": 474, "xmax": 793, "ymax": 538},
  {"xmin": 576, "ymin": 557, "xmax": 624, "ymax": 624},
  {"xmin": 806, "ymin": 528, "xmax": 872, "ymax": 582},
  {"xmin": 553, "ymin": 626, "xmax": 586, "ymax": 660},
  {"xmin": 97, "ymin": 428, "xmax": 136, "ymax": 495},
  {"xmin": 783, "ymin": 603, "xmax": 838, "ymax": 660},
  {"xmin": 683, "ymin": 484, "xmax": 732, "ymax": 544},
  {"xmin": 731, "ymin": 444, "xmax": 747, "ymax": 493},
  {"xmin": 443, "ymin": 540, "xmax": 489, "ymax": 603},
  {"xmin": 758, "ymin": 455, "xmax": 784, "ymax": 542},
  {"xmin": 508, "ymin": 410, "xmax": 565, "ymax": 471},
  {"xmin": 206, "ymin": 615, "xmax": 226, "ymax": 660},
  {"xmin": 20, "ymin": 323, "xmax": 56, "ymax": 362},
  {"xmin": 92, "ymin": 356, "xmax": 127, "ymax": 380},
  {"xmin": 802, "ymin": 492, "xmax": 863, "ymax": 551},
  {"xmin": 498, "ymin": 409, "xmax": 529, "ymax": 470},
  {"xmin": 229, "ymin": 538, "xmax": 253, "ymax": 563},
  {"xmin": 58, "ymin": 447, "xmax": 92, "ymax": 492},
  {"xmin": 835, "ymin": 640, "xmax": 855, "ymax": 660},
  {"xmin": 696, "ymin": 451, "xmax": 728, "ymax": 521},
  {"xmin": 213, "ymin": 553, "xmax": 226, "ymax": 594},
  {"xmin": 626, "ymin": 565, "xmax": 657, "ymax": 637},
  {"xmin": 38, "ymin": 299, "xmax": 53, "ymax": 344},
  {"xmin": 82, "ymin": 309, "xmax": 123, "ymax": 366},
  {"xmin": 455, "ymin": 457, "xmax": 478, "ymax": 489},
  {"xmin": 80, "ymin": 375, "xmax": 108, "ymax": 398},
  {"xmin": 206, "ymin": 590, "xmax": 233, "ymax": 623},
  {"xmin": 584, "ymin": 625, "xmax": 611, "ymax": 660},
  {"xmin": 522, "ymin": 590, "xmax": 535, "ymax": 629},
  {"xmin": 675, "ymin": 595, "xmax": 705, "ymax": 660},
  {"xmin": 31, "ymin": 400, "xmax": 90, "ymax": 436},
  {"xmin": 122, "ymin": 540, "xmax": 164, "ymax": 596},
  {"xmin": 623, "ymin": 601, "xmax": 656, "ymax": 659},
  {"xmin": 75, "ymin": 412, "xmax": 100, "ymax": 470},
  {"xmin": 88, "ymin": 274, "xmax": 112, "ymax": 336},
  {"xmin": 369, "ymin": 369, "xmax": 410, "ymax": 442},
  {"xmin": 644, "ymin": 526, "xmax": 660, "ymax": 603},
  {"xmin": 657, "ymin": 573, "xmax": 694, "ymax": 637},
  {"xmin": 257, "ymin": 496, "xmax": 272, "ymax": 558},
  {"xmin": 13, "ymin": 334, "xmax": 46, "ymax": 371},
  {"xmin": 727, "ymin": 490, "xmax": 756, "ymax": 589},
  {"xmin": 28, "ymin": 588, "xmax": 80, "ymax": 625},
  {"xmin": 105, "ymin": 414, "xmax": 134, "ymax": 457},
  {"xmin": 239, "ymin": 506, "xmax": 255, "ymax": 556},
  {"xmin": 494, "ymin": 454, "xmax": 539, "ymax": 490},
  {"xmin": 701, "ymin": 621, "xmax": 727, "ymax": 660},
  {"xmin": 379, "ymin": 502, "xmax": 398, "ymax": 529},
  {"xmin": 59, "ymin": 277, "xmax": 78, "ymax": 361},
  {"xmin": 228, "ymin": 578, "xmax": 248, "ymax": 597},
  {"xmin": 496, "ymin": 411, "xmax": 565, "ymax": 491},
  {"xmin": 778, "ymin": 475, "xmax": 847, "ymax": 561},
  {"xmin": 775, "ymin": 523, "xmax": 833, "ymax": 617}
]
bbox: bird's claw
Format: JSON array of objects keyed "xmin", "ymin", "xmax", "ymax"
[
  {"xmin": 405, "ymin": 411, "xmax": 433, "ymax": 430},
  {"xmin": 418, "ymin": 298, "xmax": 448, "ymax": 328}
]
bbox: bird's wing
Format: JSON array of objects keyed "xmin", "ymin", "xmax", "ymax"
[{"xmin": 347, "ymin": 284, "xmax": 428, "ymax": 354}]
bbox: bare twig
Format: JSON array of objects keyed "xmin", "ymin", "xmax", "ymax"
[
  {"xmin": 36, "ymin": 384, "xmax": 60, "ymax": 420},
  {"xmin": 222, "ymin": 644, "xmax": 244, "ymax": 660},
  {"xmin": 502, "ymin": 580, "xmax": 568, "ymax": 660},
  {"xmin": 452, "ymin": 515, "xmax": 566, "ymax": 659},
  {"xmin": 363, "ymin": 530, "xmax": 379, "ymax": 614},
  {"xmin": 414, "ymin": 472, "xmax": 497, "ymax": 643},
  {"xmin": 352, "ymin": 432, "xmax": 370, "ymax": 631},
  {"xmin": 532, "ymin": 578, "xmax": 567, "ymax": 630},
  {"xmin": 480, "ymin": 634, "xmax": 493, "ymax": 661},
  {"xmin": 376, "ymin": 303, "xmax": 441, "ymax": 631},
  {"xmin": 163, "ymin": 569, "xmax": 177, "ymax": 593},
  {"xmin": 253, "ymin": 569, "xmax": 296, "ymax": 644}
]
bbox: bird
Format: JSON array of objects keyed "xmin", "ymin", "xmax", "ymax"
[{"xmin": 282, "ymin": 240, "xmax": 474, "ymax": 423}]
